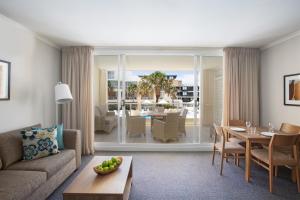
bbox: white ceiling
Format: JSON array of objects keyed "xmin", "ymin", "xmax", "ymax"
[{"xmin": 0, "ymin": 0, "xmax": 300, "ymax": 48}]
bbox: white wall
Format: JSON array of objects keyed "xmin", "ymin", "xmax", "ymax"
[
  {"xmin": 260, "ymin": 35, "xmax": 300, "ymax": 128},
  {"xmin": 0, "ymin": 15, "xmax": 61, "ymax": 132}
]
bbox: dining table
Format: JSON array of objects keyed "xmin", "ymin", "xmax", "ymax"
[{"xmin": 224, "ymin": 126, "xmax": 273, "ymax": 182}]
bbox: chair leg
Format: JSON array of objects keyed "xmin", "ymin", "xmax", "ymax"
[
  {"xmin": 234, "ymin": 153, "xmax": 237, "ymax": 165},
  {"xmin": 292, "ymin": 168, "xmax": 297, "ymax": 183},
  {"xmin": 220, "ymin": 153, "xmax": 224, "ymax": 175},
  {"xmin": 269, "ymin": 166, "xmax": 274, "ymax": 193},
  {"xmin": 237, "ymin": 154, "xmax": 240, "ymax": 167},
  {"xmin": 275, "ymin": 166, "xmax": 278, "ymax": 177},
  {"xmin": 225, "ymin": 153, "xmax": 228, "ymax": 163},
  {"xmin": 295, "ymin": 166, "xmax": 300, "ymax": 193},
  {"xmin": 212, "ymin": 146, "xmax": 216, "ymax": 165}
]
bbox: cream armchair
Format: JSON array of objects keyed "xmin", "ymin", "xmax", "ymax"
[
  {"xmin": 152, "ymin": 112, "xmax": 180, "ymax": 142},
  {"xmin": 95, "ymin": 105, "xmax": 117, "ymax": 133},
  {"xmin": 125, "ymin": 111, "xmax": 146, "ymax": 137}
]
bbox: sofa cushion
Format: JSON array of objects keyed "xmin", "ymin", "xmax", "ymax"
[
  {"xmin": 21, "ymin": 128, "xmax": 59, "ymax": 160},
  {"xmin": 0, "ymin": 124, "xmax": 41, "ymax": 169},
  {"xmin": 7, "ymin": 149, "xmax": 75, "ymax": 178},
  {"xmin": 0, "ymin": 170, "xmax": 47, "ymax": 200}
]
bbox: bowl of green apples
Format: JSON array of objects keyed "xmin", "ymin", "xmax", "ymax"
[{"xmin": 93, "ymin": 157, "xmax": 123, "ymax": 175}]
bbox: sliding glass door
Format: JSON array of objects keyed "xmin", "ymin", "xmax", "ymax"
[{"xmin": 93, "ymin": 53, "xmax": 223, "ymax": 146}]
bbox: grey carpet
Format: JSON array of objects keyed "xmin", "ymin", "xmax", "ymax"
[{"xmin": 48, "ymin": 152, "xmax": 300, "ymax": 200}]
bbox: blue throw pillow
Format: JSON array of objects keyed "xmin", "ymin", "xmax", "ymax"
[
  {"xmin": 32, "ymin": 124, "xmax": 64, "ymax": 150},
  {"xmin": 56, "ymin": 124, "xmax": 64, "ymax": 150}
]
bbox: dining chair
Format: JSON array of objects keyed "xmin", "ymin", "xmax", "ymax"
[
  {"xmin": 228, "ymin": 120, "xmax": 246, "ymax": 144},
  {"xmin": 155, "ymin": 106, "xmax": 165, "ymax": 113},
  {"xmin": 277, "ymin": 123, "xmax": 300, "ymax": 180},
  {"xmin": 212, "ymin": 124, "xmax": 245, "ymax": 175},
  {"xmin": 125, "ymin": 110, "xmax": 146, "ymax": 137},
  {"xmin": 152, "ymin": 112, "xmax": 179, "ymax": 142},
  {"xmin": 229, "ymin": 120, "xmax": 245, "ymax": 127},
  {"xmin": 179, "ymin": 109, "xmax": 188, "ymax": 135},
  {"xmin": 280, "ymin": 123, "xmax": 300, "ymax": 134},
  {"xmin": 251, "ymin": 134, "xmax": 300, "ymax": 192}
]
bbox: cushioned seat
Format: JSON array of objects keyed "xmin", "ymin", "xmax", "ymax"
[
  {"xmin": 0, "ymin": 170, "xmax": 47, "ymax": 200},
  {"xmin": 215, "ymin": 142, "xmax": 245, "ymax": 152},
  {"xmin": 228, "ymin": 137, "xmax": 244, "ymax": 144},
  {"xmin": 251, "ymin": 149, "xmax": 295, "ymax": 165},
  {"xmin": 7, "ymin": 149, "xmax": 75, "ymax": 178}
]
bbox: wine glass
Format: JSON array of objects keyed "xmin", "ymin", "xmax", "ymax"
[{"xmin": 246, "ymin": 121, "xmax": 251, "ymax": 132}]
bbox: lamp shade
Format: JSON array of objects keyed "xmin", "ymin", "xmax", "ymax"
[{"xmin": 55, "ymin": 83, "xmax": 73, "ymax": 104}]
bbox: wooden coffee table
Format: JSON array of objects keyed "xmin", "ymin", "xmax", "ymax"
[{"xmin": 63, "ymin": 156, "xmax": 133, "ymax": 200}]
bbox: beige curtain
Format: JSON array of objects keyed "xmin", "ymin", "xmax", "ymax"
[
  {"xmin": 223, "ymin": 47, "xmax": 260, "ymax": 126},
  {"xmin": 62, "ymin": 46, "xmax": 94, "ymax": 155},
  {"xmin": 99, "ymin": 69, "xmax": 108, "ymax": 106}
]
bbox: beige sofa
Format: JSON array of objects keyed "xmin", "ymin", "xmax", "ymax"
[{"xmin": 0, "ymin": 124, "xmax": 81, "ymax": 200}]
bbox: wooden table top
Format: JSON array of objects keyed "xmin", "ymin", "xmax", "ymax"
[
  {"xmin": 130, "ymin": 111, "xmax": 181, "ymax": 117},
  {"xmin": 224, "ymin": 126, "xmax": 272, "ymax": 141},
  {"xmin": 63, "ymin": 156, "xmax": 133, "ymax": 195}
]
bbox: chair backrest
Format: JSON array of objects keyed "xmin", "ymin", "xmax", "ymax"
[
  {"xmin": 213, "ymin": 123, "xmax": 225, "ymax": 147},
  {"xmin": 280, "ymin": 123, "xmax": 300, "ymax": 134},
  {"xmin": 98, "ymin": 105, "xmax": 108, "ymax": 116},
  {"xmin": 181, "ymin": 109, "xmax": 188, "ymax": 118},
  {"xmin": 229, "ymin": 120, "xmax": 245, "ymax": 127},
  {"xmin": 213, "ymin": 123, "xmax": 225, "ymax": 138},
  {"xmin": 269, "ymin": 134, "xmax": 299, "ymax": 148},
  {"xmin": 156, "ymin": 107, "xmax": 165, "ymax": 113},
  {"xmin": 165, "ymin": 113, "xmax": 179, "ymax": 133}
]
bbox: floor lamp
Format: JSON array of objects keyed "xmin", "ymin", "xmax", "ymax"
[{"xmin": 55, "ymin": 82, "xmax": 73, "ymax": 124}]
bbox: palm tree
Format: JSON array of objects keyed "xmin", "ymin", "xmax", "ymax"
[
  {"xmin": 127, "ymin": 83, "xmax": 138, "ymax": 100},
  {"xmin": 164, "ymin": 79, "xmax": 177, "ymax": 99},
  {"xmin": 145, "ymin": 71, "xmax": 167, "ymax": 103},
  {"xmin": 138, "ymin": 78, "xmax": 153, "ymax": 98}
]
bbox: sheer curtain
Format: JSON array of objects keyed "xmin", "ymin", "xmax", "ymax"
[
  {"xmin": 99, "ymin": 69, "xmax": 108, "ymax": 106},
  {"xmin": 62, "ymin": 46, "xmax": 94, "ymax": 155},
  {"xmin": 223, "ymin": 47, "xmax": 260, "ymax": 126}
]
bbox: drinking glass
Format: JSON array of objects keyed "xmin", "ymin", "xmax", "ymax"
[{"xmin": 250, "ymin": 126, "xmax": 256, "ymax": 135}]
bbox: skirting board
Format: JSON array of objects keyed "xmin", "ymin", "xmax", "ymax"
[{"xmin": 94, "ymin": 142, "xmax": 212, "ymax": 152}]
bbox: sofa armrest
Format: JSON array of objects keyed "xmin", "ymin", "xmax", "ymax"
[{"xmin": 63, "ymin": 129, "xmax": 81, "ymax": 169}]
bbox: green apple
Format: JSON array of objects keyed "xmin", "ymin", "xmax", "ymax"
[
  {"xmin": 116, "ymin": 159, "xmax": 121, "ymax": 164},
  {"xmin": 103, "ymin": 167, "xmax": 109, "ymax": 172},
  {"xmin": 102, "ymin": 161, "xmax": 108, "ymax": 167},
  {"xmin": 111, "ymin": 157, "xmax": 117, "ymax": 163}
]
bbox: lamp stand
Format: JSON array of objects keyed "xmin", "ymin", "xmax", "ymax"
[{"xmin": 56, "ymin": 104, "xmax": 59, "ymax": 124}]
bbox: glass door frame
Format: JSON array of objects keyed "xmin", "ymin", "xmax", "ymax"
[{"xmin": 94, "ymin": 48, "xmax": 223, "ymax": 151}]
